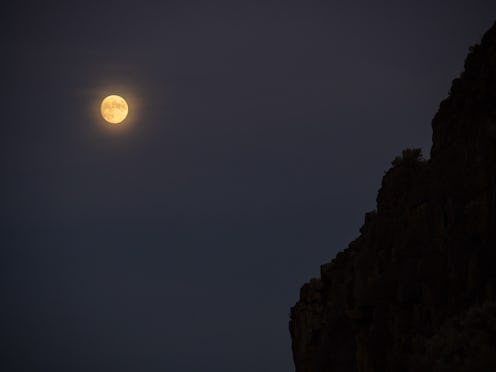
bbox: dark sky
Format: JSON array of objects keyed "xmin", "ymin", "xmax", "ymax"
[{"xmin": 1, "ymin": 1, "xmax": 495, "ymax": 371}]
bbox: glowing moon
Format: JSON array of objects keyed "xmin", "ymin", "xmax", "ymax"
[{"xmin": 101, "ymin": 95, "xmax": 128, "ymax": 124}]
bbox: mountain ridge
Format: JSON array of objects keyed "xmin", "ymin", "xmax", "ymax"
[{"xmin": 289, "ymin": 21, "xmax": 496, "ymax": 372}]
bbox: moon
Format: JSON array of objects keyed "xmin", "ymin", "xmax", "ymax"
[{"xmin": 101, "ymin": 95, "xmax": 128, "ymax": 124}]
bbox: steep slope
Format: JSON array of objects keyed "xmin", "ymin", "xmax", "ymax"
[{"xmin": 289, "ymin": 22, "xmax": 496, "ymax": 372}]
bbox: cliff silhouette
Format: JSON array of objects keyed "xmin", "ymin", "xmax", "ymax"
[{"xmin": 290, "ymin": 22, "xmax": 496, "ymax": 372}]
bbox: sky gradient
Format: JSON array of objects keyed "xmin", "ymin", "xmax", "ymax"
[{"xmin": 1, "ymin": 1, "xmax": 496, "ymax": 371}]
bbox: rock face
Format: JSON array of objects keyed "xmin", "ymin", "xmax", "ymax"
[{"xmin": 289, "ymin": 22, "xmax": 496, "ymax": 372}]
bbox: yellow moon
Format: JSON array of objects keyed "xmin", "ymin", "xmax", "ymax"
[{"xmin": 101, "ymin": 95, "xmax": 128, "ymax": 124}]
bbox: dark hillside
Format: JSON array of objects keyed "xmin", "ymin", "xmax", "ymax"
[{"xmin": 290, "ymin": 22, "xmax": 496, "ymax": 372}]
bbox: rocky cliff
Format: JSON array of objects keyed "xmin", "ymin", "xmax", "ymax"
[{"xmin": 289, "ymin": 22, "xmax": 496, "ymax": 372}]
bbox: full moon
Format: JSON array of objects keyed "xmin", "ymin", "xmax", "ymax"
[{"xmin": 101, "ymin": 95, "xmax": 128, "ymax": 124}]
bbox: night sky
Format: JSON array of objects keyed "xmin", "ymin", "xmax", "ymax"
[{"xmin": 1, "ymin": 1, "xmax": 495, "ymax": 371}]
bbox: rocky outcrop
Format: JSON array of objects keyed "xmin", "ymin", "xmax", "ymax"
[{"xmin": 289, "ymin": 22, "xmax": 496, "ymax": 372}]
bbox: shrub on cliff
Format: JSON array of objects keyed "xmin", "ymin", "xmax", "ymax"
[{"xmin": 391, "ymin": 148, "xmax": 424, "ymax": 167}]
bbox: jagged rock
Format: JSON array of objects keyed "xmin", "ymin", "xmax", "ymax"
[{"xmin": 289, "ymin": 22, "xmax": 496, "ymax": 372}]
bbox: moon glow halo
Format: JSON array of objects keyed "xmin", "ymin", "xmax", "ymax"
[{"xmin": 101, "ymin": 95, "xmax": 129, "ymax": 124}]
